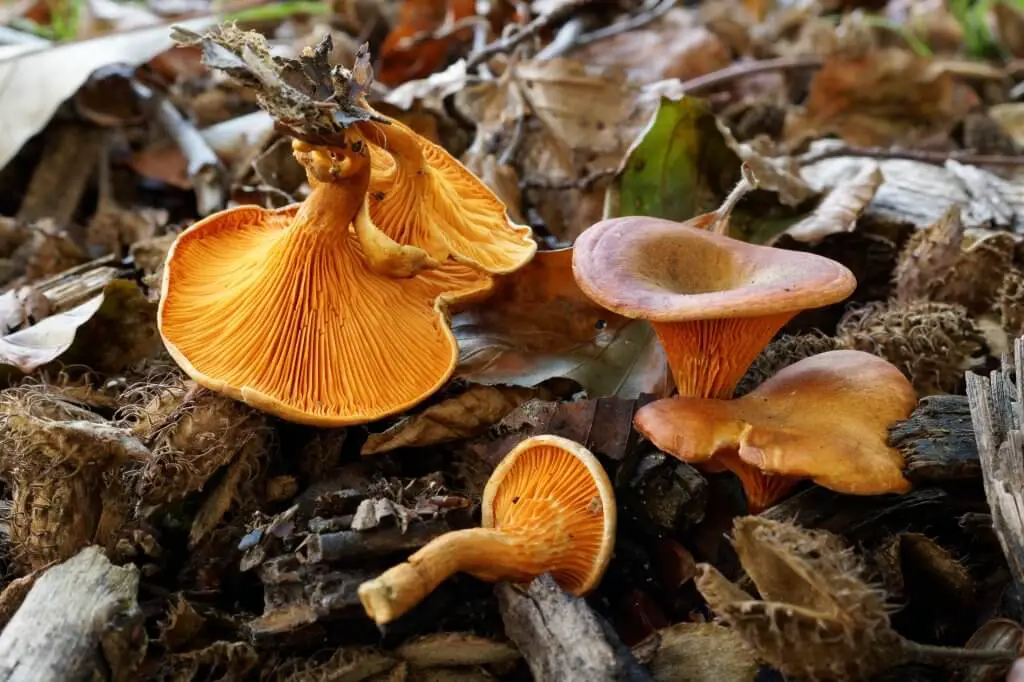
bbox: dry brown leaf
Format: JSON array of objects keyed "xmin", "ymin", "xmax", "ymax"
[
  {"xmin": 454, "ymin": 249, "xmax": 673, "ymax": 399},
  {"xmin": 781, "ymin": 162, "xmax": 882, "ymax": 243},
  {"xmin": 570, "ymin": 9, "xmax": 731, "ymax": 84},
  {"xmin": 361, "ymin": 385, "xmax": 547, "ymax": 455},
  {"xmin": 457, "ymin": 58, "xmax": 644, "ymax": 241},
  {"xmin": 786, "ymin": 48, "xmax": 971, "ymax": 147},
  {"xmin": 396, "ymin": 633, "xmax": 520, "ymax": 668},
  {"xmin": 0, "ymin": 16, "xmax": 216, "ymax": 170}
]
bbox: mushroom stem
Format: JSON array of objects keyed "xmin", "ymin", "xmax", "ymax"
[
  {"xmin": 358, "ymin": 527, "xmax": 542, "ymax": 626},
  {"xmin": 715, "ymin": 449, "xmax": 799, "ymax": 514},
  {"xmin": 652, "ymin": 311, "xmax": 796, "ymax": 399}
]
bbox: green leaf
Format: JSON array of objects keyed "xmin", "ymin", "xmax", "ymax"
[{"xmin": 610, "ymin": 96, "xmax": 742, "ymax": 222}]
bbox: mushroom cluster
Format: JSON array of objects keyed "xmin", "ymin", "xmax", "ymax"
[
  {"xmin": 158, "ymin": 118, "xmax": 536, "ymax": 426},
  {"xmin": 573, "ymin": 213, "xmax": 915, "ymax": 511}
]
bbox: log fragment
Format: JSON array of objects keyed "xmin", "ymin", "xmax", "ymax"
[
  {"xmin": 497, "ymin": 574, "xmax": 653, "ymax": 682},
  {"xmin": 891, "ymin": 394, "xmax": 981, "ymax": 483},
  {"xmin": 967, "ymin": 338, "xmax": 1024, "ymax": 585},
  {"xmin": 0, "ymin": 545, "xmax": 142, "ymax": 682}
]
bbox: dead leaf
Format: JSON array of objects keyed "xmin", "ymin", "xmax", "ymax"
[
  {"xmin": 780, "ymin": 162, "xmax": 882, "ymax": 243},
  {"xmin": 0, "ymin": 293, "xmax": 105, "ymax": 373},
  {"xmin": 787, "ymin": 48, "xmax": 972, "ymax": 147},
  {"xmin": 396, "ymin": 633, "xmax": 520, "ymax": 667},
  {"xmin": 457, "ymin": 58, "xmax": 643, "ymax": 241},
  {"xmin": 378, "ymin": 0, "xmax": 476, "ymax": 86},
  {"xmin": 362, "ymin": 385, "xmax": 547, "ymax": 455},
  {"xmin": 570, "ymin": 9, "xmax": 731, "ymax": 84},
  {"xmin": 453, "ymin": 249, "xmax": 672, "ymax": 399},
  {"xmin": 0, "ymin": 16, "xmax": 216, "ymax": 170}
]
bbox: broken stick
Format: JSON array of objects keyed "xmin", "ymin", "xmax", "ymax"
[
  {"xmin": 497, "ymin": 574, "xmax": 653, "ymax": 682},
  {"xmin": 0, "ymin": 545, "xmax": 143, "ymax": 682},
  {"xmin": 967, "ymin": 337, "xmax": 1024, "ymax": 586}
]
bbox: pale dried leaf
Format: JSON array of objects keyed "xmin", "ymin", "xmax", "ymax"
[
  {"xmin": 718, "ymin": 120, "xmax": 813, "ymax": 207},
  {"xmin": 362, "ymin": 386, "xmax": 545, "ymax": 455},
  {"xmin": 782, "ymin": 163, "xmax": 883, "ymax": 243},
  {"xmin": 0, "ymin": 295, "xmax": 105, "ymax": 373},
  {"xmin": 0, "ymin": 16, "xmax": 216, "ymax": 170}
]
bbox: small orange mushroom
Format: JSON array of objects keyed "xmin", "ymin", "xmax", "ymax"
[
  {"xmin": 357, "ymin": 434, "xmax": 617, "ymax": 625},
  {"xmin": 356, "ymin": 117, "xmax": 537, "ymax": 276},
  {"xmin": 572, "ymin": 214, "xmax": 857, "ymax": 400},
  {"xmin": 158, "ymin": 135, "xmax": 494, "ymax": 426},
  {"xmin": 634, "ymin": 350, "xmax": 917, "ymax": 512}
]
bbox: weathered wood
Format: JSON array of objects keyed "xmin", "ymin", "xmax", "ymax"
[
  {"xmin": 0, "ymin": 545, "xmax": 142, "ymax": 682},
  {"xmin": 967, "ymin": 338, "xmax": 1024, "ymax": 586},
  {"xmin": 497, "ymin": 574, "xmax": 653, "ymax": 682},
  {"xmin": 891, "ymin": 394, "xmax": 981, "ymax": 483}
]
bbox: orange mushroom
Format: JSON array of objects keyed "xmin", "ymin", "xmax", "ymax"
[
  {"xmin": 572, "ymin": 214, "xmax": 857, "ymax": 400},
  {"xmin": 357, "ymin": 434, "xmax": 617, "ymax": 625},
  {"xmin": 355, "ymin": 117, "xmax": 537, "ymax": 277},
  {"xmin": 158, "ymin": 135, "xmax": 495, "ymax": 426},
  {"xmin": 634, "ymin": 350, "xmax": 916, "ymax": 512}
]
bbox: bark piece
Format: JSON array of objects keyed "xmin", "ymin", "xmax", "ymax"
[
  {"xmin": 0, "ymin": 545, "xmax": 142, "ymax": 682},
  {"xmin": 497, "ymin": 574, "xmax": 653, "ymax": 682},
  {"xmin": 891, "ymin": 394, "xmax": 981, "ymax": 483},
  {"xmin": 967, "ymin": 338, "xmax": 1024, "ymax": 585}
]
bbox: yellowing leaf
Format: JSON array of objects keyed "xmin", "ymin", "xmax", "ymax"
[{"xmin": 454, "ymin": 249, "xmax": 673, "ymax": 399}]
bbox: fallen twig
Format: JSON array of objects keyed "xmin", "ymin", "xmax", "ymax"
[
  {"xmin": 800, "ymin": 145, "xmax": 1024, "ymax": 168},
  {"xmin": 673, "ymin": 55, "xmax": 823, "ymax": 95},
  {"xmin": 466, "ymin": 1, "xmax": 586, "ymax": 69},
  {"xmin": 570, "ymin": 0, "xmax": 676, "ymax": 50}
]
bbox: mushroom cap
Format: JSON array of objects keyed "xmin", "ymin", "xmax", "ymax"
[
  {"xmin": 481, "ymin": 434, "xmax": 616, "ymax": 594},
  {"xmin": 360, "ymin": 118, "xmax": 537, "ymax": 275},
  {"xmin": 635, "ymin": 350, "xmax": 916, "ymax": 495},
  {"xmin": 158, "ymin": 189, "xmax": 492, "ymax": 426},
  {"xmin": 572, "ymin": 214, "xmax": 856, "ymax": 322}
]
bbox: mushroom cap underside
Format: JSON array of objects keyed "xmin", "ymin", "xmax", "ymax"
[
  {"xmin": 572, "ymin": 215, "xmax": 857, "ymax": 322},
  {"xmin": 635, "ymin": 350, "xmax": 916, "ymax": 495},
  {"xmin": 361, "ymin": 119, "xmax": 538, "ymax": 275},
  {"xmin": 158, "ymin": 203, "xmax": 492, "ymax": 426},
  {"xmin": 481, "ymin": 434, "xmax": 616, "ymax": 594}
]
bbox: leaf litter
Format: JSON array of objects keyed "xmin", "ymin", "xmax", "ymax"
[{"xmin": 1, "ymin": 0, "xmax": 1024, "ymax": 679}]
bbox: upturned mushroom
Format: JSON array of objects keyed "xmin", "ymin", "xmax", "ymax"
[
  {"xmin": 572, "ymin": 214, "xmax": 857, "ymax": 400},
  {"xmin": 357, "ymin": 434, "xmax": 617, "ymax": 625},
  {"xmin": 634, "ymin": 350, "xmax": 916, "ymax": 512},
  {"xmin": 158, "ymin": 134, "xmax": 497, "ymax": 426},
  {"xmin": 355, "ymin": 117, "xmax": 537, "ymax": 277}
]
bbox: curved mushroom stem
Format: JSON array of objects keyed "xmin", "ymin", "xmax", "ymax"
[
  {"xmin": 652, "ymin": 312, "xmax": 797, "ymax": 399},
  {"xmin": 358, "ymin": 527, "xmax": 539, "ymax": 626},
  {"xmin": 715, "ymin": 450, "xmax": 799, "ymax": 514}
]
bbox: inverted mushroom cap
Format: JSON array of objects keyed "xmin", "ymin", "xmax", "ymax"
[
  {"xmin": 357, "ymin": 434, "xmax": 617, "ymax": 625},
  {"xmin": 481, "ymin": 434, "xmax": 617, "ymax": 594},
  {"xmin": 572, "ymin": 214, "xmax": 856, "ymax": 323},
  {"xmin": 635, "ymin": 349, "xmax": 916, "ymax": 506},
  {"xmin": 573, "ymin": 213, "xmax": 857, "ymax": 399},
  {"xmin": 358, "ymin": 117, "xmax": 537, "ymax": 275},
  {"xmin": 158, "ymin": 143, "xmax": 493, "ymax": 426}
]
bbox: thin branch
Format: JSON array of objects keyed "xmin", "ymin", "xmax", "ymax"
[
  {"xmin": 799, "ymin": 145, "xmax": 1024, "ymax": 168},
  {"xmin": 394, "ymin": 14, "xmax": 490, "ymax": 51},
  {"xmin": 570, "ymin": 0, "xmax": 676, "ymax": 50},
  {"xmin": 466, "ymin": 1, "xmax": 584, "ymax": 69},
  {"xmin": 673, "ymin": 55, "xmax": 823, "ymax": 95}
]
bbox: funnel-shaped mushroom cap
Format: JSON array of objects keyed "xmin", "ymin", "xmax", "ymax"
[
  {"xmin": 357, "ymin": 434, "xmax": 616, "ymax": 625},
  {"xmin": 158, "ymin": 143, "xmax": 492, "ymax": 426},
  {"xmin": 573, "ymin": 214, "xmax": 857, "ymax": 398},
  {"xmin": 357, "ymin": 117, "xmax": 537, "ymax": 275},
  {"xmin": 635, "ymin": 350, "xmax": 915, "ymax": 509}
]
